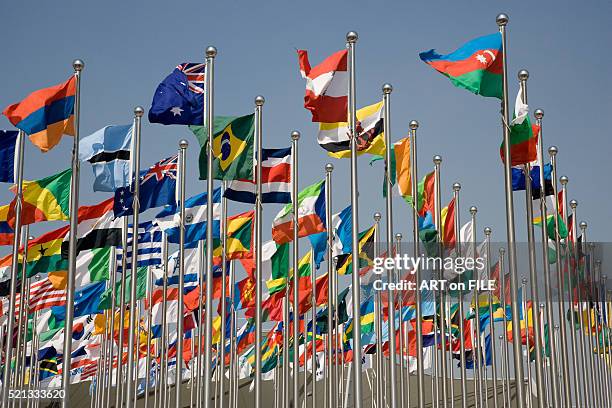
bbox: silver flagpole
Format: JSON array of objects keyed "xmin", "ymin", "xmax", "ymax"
[
  {"xmin": 593, "ymin": 261, "xmax": 605, "ymax": 405},
  {"xmin": 539, "ymin": 303, "xmax": 551, "ymax": 407},
  {"xmin": 14, "ymin": 231, "xmax": 29, "ymax": 395},
  {"xmin": 381, "ymin": 83, "xmax": 398, "ymax": 408},
  {"xmin": 499, "ymin": 248, "xmax": 511, "ymax": 408},
  {"xmin": 586, "ymin": 241, "xmax": 603, "ymax": 407},
  {"xmin": 484, "ymin": 227, "xmax": 500, "ymax": 408},
  {"xmin": 516, "ymin": 70, "xmax": 546, "ymax": 408},
  {"xmin": 61, "ymin": 59, "xmax": 84, "ymax": 408},
  {"xmin": 580, "ymin": 222, "xmax": 596, "ymax": 408},
  {"xmin": 125, "ymin": 106, "xmax": 144, "ymax": 408},
  {"xmin": 346, "ymin": 30, "xmax": 363, "ymax": 408},
  {"xmin": 228, "ymin": 262, "xmax": 236, "ymax": 408},
  {"xmin": 373, "ymin": 213, "xmax": 383, "ymax": 408},
  {"xmin": 559, "ymin": 176, "xmax": 583, "ymax": 407},
  {"xmin": 570, "ymin": 200, "xmax": 590, "ymax": 408},
  {"xmin": 116, "ymin": 217, "xmax": 129, "ymax": 407},
  {"xmin": 470, "ymin": 206, "xmax": 484, "ymax": 408},
  {"xmin": 1, "ymin": 127, "xmax": 25, "ymax": 407},
  {"xmin": 160, "ymin": 233, "xmax": 170, "ymax": 408},
  {"xmin": 144, "ymin": 261, "xmax": 154, "ymax": 406},
  {"xmin": 532, "ymin": 108, "xmax": 561, "ymax": 408},
  {"xmin": 253, "ymin": 94, "xmax": 265, "ymax": 408},
  {"xmin": 196, "ymin": 239, "xmax": 205, "ymax": 408},
  {"xmin": 310, "ymin": 250, "xmax": 317, "ymax": 408},
  {"xmin": 495, "ymin": 14, "xmax": 525, "ymax": 407},
  {"xmin": 452, "ymin": 181, "xmax": 467, "ymax": 408},
  {"xmin": 291, "ymin": 130, "xmax": 301, "ymax": 408},
  {"xmin": 395, "ymin": 233, "xmax": 406, "ymax": 407},
  {"xmin": 408, "ymin": 119, "xmax": 425, "ymax": 408},
  {"xmin": 325, "ymin": 164, "xmax": 334, "ymax": 408},
  {"xmin": 203, "ymin": 45, "xmax": 218, "ymax": 408},
  {"xmin": 175, "ymin": 139, "xmax": 189, "ymax": 407},
  {"xmin": 106, "ymin": 246, "xmax": 117, "ymax": 408},
  {"xmin": 521, "ymin": 277, "xmax": 533, "ymax": 408},
  {"xmin": 547, "ymin": 146, "xmax": 573, "ymax": 404},
  {"xmin": 219, "ymin": 179, "xmax": 229, "ymax": 408}
]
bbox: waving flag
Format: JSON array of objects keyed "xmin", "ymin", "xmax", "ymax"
[
  {"xmin": 0, "ymin": 204, "xmax": 14, "ymax": 246},
  {"xmin": 297, "ymin": 49, "xmax": 348, "ymax": 123},
  {"xmin": 114, "ymin": 155, "xmax": 177, "ymax": 217},
  {"xmin": 79, "ymin": 125, "xmax": 133, "ymax": 192},
  {"xmin": 155, "ymin": 188, "xmax": 221, "ymax": 244},
  {"xmin": 272, "ymin": 179, "xmax": 326, "ymax": 244},
  {"xmin": 27, "ymin": 275, "xmax": 67, "ymax": 313},
  {"xmin": 148, "ymin": 63, "xmax": 205, "ymax": 125},
  {"xmin": 419, "ymin": 32, "xmax": 503, "ymax": 99},
  {"xmin": 0, "ymin": 130, "xmax": 18, "ymax": 183},
  {"xmin": 2, "ymin": 76, "xmax": 76, "ymax": 152},
  {"xmin": 23, "ymin": 225, "xmax": 70, "ymax": 278},
  {"xmin": 225, "ymin": 210, "xmax": 254, "ymax": 260},
  {"xmin": 500, "ymin": 87, "xmax": 540, "ymax": 166},
  {"xmin": 116, "ymin": 221, "xmax": 162, "ymax": 272},
  {"xmin": 224, "ymin": 147, "xmax": 291, "ymax": 204}
]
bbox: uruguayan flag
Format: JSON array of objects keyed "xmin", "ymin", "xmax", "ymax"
[
  {"xmin": 155, "ymin": 188, "xmax": 221, "ymax": 244},
  {"xmin": 116, "ymin": 221, "xmax": 162, "ymax": 272}
]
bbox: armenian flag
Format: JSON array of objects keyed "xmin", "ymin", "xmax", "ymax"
[
  {"xmin": 2, "ymin": 76, "xmax": 76, "ymax": 152},
  {"xmin": 7, "ymin": 168, "xmax": 71, "ymax": 228},
  {"xmin": 419, "ymin": 32, "xmax": 503, "ymax": 99}
]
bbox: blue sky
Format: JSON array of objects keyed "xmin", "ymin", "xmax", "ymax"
[{"xmin": 0, "ymin": 0, "xmax": 610, "ymax": 253}]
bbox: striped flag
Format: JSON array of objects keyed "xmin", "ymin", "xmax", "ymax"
[
  {"xmin": 224, "ymin": 147, "xmax": 291, "ymax": 204},
  {"xmin": 28, "ymin": 276, "xmax": 67, "ymax": 313},
  {"xmin": 116, "ymin": 221, "xmax": 162, "ymax": 272}
]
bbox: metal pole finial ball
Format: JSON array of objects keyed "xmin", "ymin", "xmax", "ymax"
[
  {"xmin": 409, "ymin": 120, "xmax": 419, "ymax": 130},
  {"xmin": 395, "ymin": 233, "xmax": 402, "ymax": 241},
  {"xmin": 325, "ymin": 163, "xmax": 334, "ymax": 173},
  {"xmin": 499, "ymin": 247, "xmax": 505, "ymax": 255},
  {"xmin": 134, "ymin": 106, "xmax": 144, "ymax": 117},
  {"xmin": 73, "ymin": 59, "xmax": 85, "ymax": 71},
  {"xmin": 522, "ymin": 277, "xmax": 527, "ymax": 284},
  {"xmin": 518, "ymin": 70, "xmax": 529, "ymax": 81},
  {"xmin": 205, "ymin": 46, "xmax": 217, "ymax": 58},
  {"xmin": 346, "ymin": 31, "xmax": 358, "ymax": 43},
  {"xmin": 570, "ymin": 199, "xmax": 578, "ymax": 209},
  {"xmin": 382, "ymin": 83, "xmax": 393, "ymax": 94},
  {"xmin": 484, "ymin": 227, "xmax": 492, "ymax": 235},
  {"xmin": 28, "ymin": 236, "xmax": 35, "ymax": 241},
  {"xmin": 548, "ymin": 146, "xmax": 558, "ymax": 156},
  {"xmin": 452, "ymin": 182, "xmax": 461, "ymax": 191},
  {"xmin": 579, "ymin": 221, "xmax": 587, "ymax": 230},
  {"xmin": 255, "ymin": 95, "xmax": 265, "ymax": 106},
  {"xmin": 496, "ymin": 13, "xmax": 509, "ymax": 26},
  {"xmin": 373, "ymin": 212, "xmax": 381, "ymax": 222},
  {"xmin": 560, "ymin": 175, "xmax": 568, "ymax": 185},
  {"xmin": 534, "ymin": 109, "xmax": 544, "ymax": 119},
  {"xmin": 540, "ymin": 303, "xmax": 545, "ymax": 309},
  {"xmin": 470, "ymin": 206, "xmax": 478, "ymax": 214},
  {"xmin": 433, "ymin": 155, "xmax": 442, "ymax": 165},
  {"xmin": 179, "ymin": 139, "xmax": 189, "ymax": 149},
  {"xmin": 291, "ymin": 131, "xmax": 300, "ymax": 141}
]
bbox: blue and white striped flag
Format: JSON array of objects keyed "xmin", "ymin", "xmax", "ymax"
[{"xmin": 117, "ymin": 221, "xmax": 162, "ymax": 272}]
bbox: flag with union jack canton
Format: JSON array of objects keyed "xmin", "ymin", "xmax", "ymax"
[
  {"xmin": 147, "ymin": 62, "xmax": 206, "ymax": 125},
  {"xmin": 113, "ymin": 155, "xmax": 178, "ymax": 217}
]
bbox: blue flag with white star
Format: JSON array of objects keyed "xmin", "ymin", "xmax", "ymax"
[
  {"xmin": 148, "ymin": 63, "xmax": 205, "ymax": 125},
  {"xmin": 114, "ymin": 155, "xmax": 178, "ymax": 217}
]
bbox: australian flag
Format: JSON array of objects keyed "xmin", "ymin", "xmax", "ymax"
[
  {"xmin": 114, "ymin": 155, "xmax": 178, "ymax": 217},
  {"xmin": 148, "ymin": 63, "xmax": 205, "ymax": 125}
]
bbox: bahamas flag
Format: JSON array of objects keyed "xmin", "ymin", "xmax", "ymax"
[
  {"xmin": 190, "ymin": 114, "xmax": 254, "ymax": 181},
  {"xmin": 8, "ymin": 168, "xmax": 71, "ymax": 228},
  {"xmin": 2, "ymin": 76, "xmax": 75, "ymax": 152}
]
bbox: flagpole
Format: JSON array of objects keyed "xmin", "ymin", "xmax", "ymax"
[
  {"xmin": 61, "ymin": 59, "xmax": 84, "ymax": 408},
  {"xmin": 14, "ymin": 230, "xmax": 29, "ymax": 392},
  {"xmin": 471, "ymin": 206, "xmax": 485, "ymax": 408},
  {"xmin": 196, "ymin": 239, "xmax": 205, "ymax": 408},
  {"xmin": 559, "ymin": 176, "xmax": 583, "ymax": 407},
  {"xmin": 144, "ymin": 259, "xmax": 154, "ymax": 406},
  {"xmin": 175, "ymin": 139, "xmax": 189, "ymax": 407},
  {"xmin": 484, "ymin": 227, "xmax": 500, "ymax": 408},
  {"xmin": 291, "ymin": 130, "xmax": 301, "ymax": 408},
  {"xmin": 498, "ymin": 248, "xmax": 511, "ymax": 408},
  {"xmin": 125, "ymin": 106, "xmax": 144, "ymax": 408},
  {"xmin": 581, "ymin": 222, "xmax": 597, "ymax": 407},
  {"xmin": 594, "ymin": 261, "xmax": 606, "ymax": 404},
  {"xmin": 219, "ymin": 180, "xmax": 229, "ymax": 408},
  {"xmin": 0, "ymin": 127, "xmax": 25, "ymax": 407},
  {"xmin": 532, "ymin": 108, "xmax": 561, "ymax": 408},
  {"xmin": 325, "ymin": 163, "xmax": 335, "ymax": 408},
  {"xmin": 228, "ymin": 261, "xmax": 237, "ymax": 408},
  {"xmin": 520, "ymin": 277, "xmax": 533, "ymax": 408},
  {"xmin": 394, "ymin": 233, "xmax": 406, "ymax": 407},
  {"xmin": 106, "ymin": 246, "xmax": 117, "ymax": 408},
  {"xmin": 381, "ymin": 82, "xmax": 398, "ymax": 408},
  {"xmin": 159, "ymin": 232, "xmax": 170, "ymax": 408},
  {"xmin": 115, "ymin": 217, "xmax": 129, "ymax": 408},
  {"xmin": 251, "ymin": 94, "xmax": 265, "ymax": 408},
  {"xmin": 310, "ymin": 250, "xmax": 317, "ymax": 408},
  {"xmin": 408, "ymin": 120, "xmax": 425, "ymax": 408},
  {"xmin": 516, "ymin": 70, "xmax": 547, "ymax": 408},
  {"xmin": 586, "ymin": 240, "xmax": 604, "ymax": 408},
  {"xmin": 373, "ymin": 213, "xmax": 383, "ymax": 408},
  {"xmin": 346, "ymin": 30, "xmax": 363, "ymax": 408}
]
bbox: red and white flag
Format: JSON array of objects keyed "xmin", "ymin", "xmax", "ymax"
[{"xmin": 298, "ymin": 49, "xmax": 348, "ymax": 123}]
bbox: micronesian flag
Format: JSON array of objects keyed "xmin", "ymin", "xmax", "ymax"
[
  {"xmin": 155, "ymin": 188, "xmax": 221, "ymax": 244},
  {"xmin": 79, "ymin": 125, "xmax": 133, "ymax": 192},
  {"xmin": 114, "ymin": 155, "xmax": 178, "ymax": 217},
  {"xmin": 148, "ymin": 63, "xmax": 206, "ymax": 125},
  {"xmin": 0, "ymin": 130, "xmax": 18, "ymax": 183}
]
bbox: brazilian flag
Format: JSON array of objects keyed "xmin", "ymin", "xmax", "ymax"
[{"xmin": 190, "ymin": 113, "xmax": 254, "ymax": 181}]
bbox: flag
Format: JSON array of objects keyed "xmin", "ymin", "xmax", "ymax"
[
  {"xmin": 190, "ymin": 114, "xmax": 254, "ymax": 181},
  {"xmin": 332, "ymin": 206, "xmax": 352, "ymax": 255},
  {"xmin": 335, "ymin": 226, "xmax": 376, "ymax": 275},
  {"xmin": 417, "ymin": 171, "xmax": 435, "ymax": 217},
  {"xmin": 23, "ymin": 225, "xmax": 70, "ymax": 278},
  {"xmin": 61, "ymin": 197, "xmax": 122, "ymax": 257},
  {"xmin": 500, "ymin": 88, "xmax": 539, "ymax": 166},
  {"xmin": 419, "ymin": 32, "xmax": 503, "ymax": 99},
  {"xmin": 224, "ymin": 147, "xmax": 291, "ymax": 204},
  {"xmin": 392, "ymin": 137, "xmax": 412, "ymax": 202},
  {"xmin": 148, "ymin": 63, "xmax": 205, "ymax": 125},
  {"xmin": 79, "ymin": 125, "xmax": 133, "ymax": 192},
  {"xmin": 51, "ymin": 281, "xmax": 106, "ymax": 319},
  {"xmin": 114, "ymin": 155, "xmax": 177, "ymax": 217},
  {"xmin": 50, "ymin": 247, "xmax": 110, "ymax": 290},
  {"xmin": 27, "ymin": 275, "xmax": 67, "ymax": 313},
  {"xmin": 297, "ymin": 49, "xmax": 347, "ymax": 123},
  {"xmin": 441, "ymin": 198, "xmax": 456, "ymax": 250},
  {"xmin": 512, "ymin": 163, "xmax": 553, "ymax": 198},
  {"xmin": 272, "ymin": 180, "xmax": 326, "ymax": 244},
  {"xmin": 225, "ymin": 210, "xmax": 253, "ymax": 260},
  {"xmin": 8, "ymin": 168, "xmax": 71, "ymax": 227},
  {"xmin": 2, "ymin": 76, "xmax": 75, "ymax": 152},
  {"xmin": 0, "ymin": 204, "xmax": 14, "ymax": 246},
  {"xmin": 155, "ymin": 188, "xmax": 221, "ymax": 244},
  {"xmin": 116, "ymin": 221, "xmax": 162, "ymax": 272},
  {"xmin": 317, "ymin": 101, "xmax": 385, "ymax": 158},
  {"xmin": 0, "ymin": 130, "xmax": 18, "ymax": 183}
]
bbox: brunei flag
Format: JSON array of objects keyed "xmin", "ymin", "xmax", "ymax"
[
  {"xmin": 3, "ymin": 76, "xmax": 76, "ymax": 152},
  {"xmin": 190, "ymin": 114, "xmax": 254, "ymax": 181},
  {"xmin": 317, "ymin": 101, "xmax": 385, "ymax": 158}
]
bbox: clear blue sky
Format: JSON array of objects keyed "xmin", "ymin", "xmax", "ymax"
[{"xmin": 1, "ymin": 0, "xmax": 610, "ymax": 252}]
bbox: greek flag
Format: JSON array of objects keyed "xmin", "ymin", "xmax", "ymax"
[{"xmin": 116, "ymin": 221, "xmax": 162, "ymax": 272}]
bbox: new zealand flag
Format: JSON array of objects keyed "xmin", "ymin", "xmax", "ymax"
[{"xmin": 114, "ymin": 155, "xmax": 178, "ymax": 217}]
